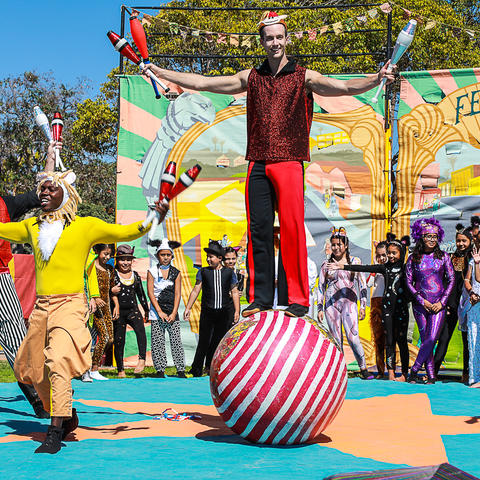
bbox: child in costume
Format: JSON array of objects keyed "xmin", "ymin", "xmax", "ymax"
[
  {"xmin": 112, "ymin": 244, "xmax": 149, "ymax": 377},
  {"xmin": 317, "ymin": 227, "xmax": 372, "ymax": 380},
  {"xmin": 366, "ymin": 241, "xmax": 387, "ymax": 377},
  {"xmin": 434, "ymin": 224, "xmax": 472, "ymax": 380},
  {"xmin": 224, "ymin": 244, "xmax": 244, "ymax": 328},
  {"xmin": 406, "ymin": 218, "xmax": 455, "ymax": 384},
  {"xmin": 328, "ymin": 234, "xmax": 411, "ymax": 381},
  {"xmin": 0, "ymin": 169, "xmax": 166, "ymax": 454},
  {"xmin": 463, "ymin": 245, "xmax": 480, "ymax": 386},
  {"xmin": 185, "ymin": 240, "xmax": 240, "ymax": 377},
  {"xmin": 87, "ymin": 243, "xmax": 115, "ymax": 381},
  {"xmin": 147, "ymin": 239, "xmax": 186, "ymax": 378}
]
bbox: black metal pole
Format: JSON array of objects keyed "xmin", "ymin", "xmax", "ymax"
[{"xmin": 120, "ymin": 5, "xmax": 126, "ymax": 74}]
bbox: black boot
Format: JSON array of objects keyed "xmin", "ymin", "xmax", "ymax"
[
  {"xmin": 408, "ymin": 371, "xmax": 421, "ymax": 384},
  {"xmin": 17, "ymin": 382, "xmax": 50, "ymax": 419},
  {"xmin": 35, "ymin": 425, "xmax": 63, "ymax": 454},
  {"xmin": 62, "ymin": 408, "xmax": 79, "ymax": 440},
  {"xmin": 426, "ymin": 375, "xmax": 436, "ymax": 385}
]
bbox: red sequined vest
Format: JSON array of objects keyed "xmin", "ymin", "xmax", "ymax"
[
  {"xmin": 0, "ymin": 197, "xmax": 12, "ymax": 273},
  {"xmin": 245, "ymin": 62, "xmax": 313, "ymax": 163}
]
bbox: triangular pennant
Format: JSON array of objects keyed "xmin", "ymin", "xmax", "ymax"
[
  {"xmin": 319, "ymin": 25, "xmax": 329, "ymax": 35},
  {"xmin": 368, "ymin": 8, "xmax": 378, "ymax": 18},
  {"xmin": 241, "ymin": 36, "xmax": 252, "ymax": 47},
  {"xmin": 217, "ymin": 33, "xmax": 227, "ymax": 44},
  {"xmin": 230, "ymin": 34, "xmax": 239, "ymax": 46},
  {"xmin": 294, "ymin": 31, "xmax": 304, "ymax": 39},
  {"xmin": 308, "ymin": 29, "xmax": 317, "ymax": 41},
  {"xmin": 466, "ymin": 29, "xmax": 476, "ymax": 38},
  {"xmin": 380, "ymin": 2, "xmax": 392, "ymax": 14},
  {"xmin": 191, "ymin": 29, "xmax": 200, "ymax": 37},
  {"xmin": 333, "ymin": 22, "xmax": 343, "ymax": 35},
  {"xmin": 424, "ymin": 19, "xmax": 436, "ymax": 30},
  {"xmin": 344, "ymin": 18, "xmax": 354, "ymax": 32},
  {"xmin": 142, "ymin": 13, "xmax": 153, "ymax": 26},
  {"xmin": 169, "ymin": 22, "xmax": 179, "ymax": 34},
  {"xmin": 205, "ymin": 31, "xmax": 214, "ymax": 42},
  {"xmin": 357, "ymin": 15, "xmax": 368, "ymax": 24},
  {"xmin": 179, "ymin": 28, "xmax": 188, "ymax": 40}
]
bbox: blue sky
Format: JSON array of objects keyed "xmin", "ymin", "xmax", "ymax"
[{"xmin": 0, "ymin": 1, "xmax": 165, "ymax": 97}]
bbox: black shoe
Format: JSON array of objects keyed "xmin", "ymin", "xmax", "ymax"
[
  {"xmin": 62, "ymin": 408, "xmax": 79, "ymax": 440},
  {"xmin": 189, "ymin": 368, "xmax": 202, "ymax": 377},
  {"xmin": 359, "ymin": 369, "xmax": 374, "ymax": 380},
  {"xmin": 285, "ymin": 304, "xmax": 309, "ymax": 318},
  {"xmin": 177, "ymin": 371, "xmax": 187, "ymax": 378},
  {"xmin": 32, "ymin": 400, "xmax": 50, "ymax": 419},
  {"xmin": 426, "ymin": 375, "xmax": 436, "ymax": 385},
  {"xmin": 156, "ymin": 371, "xmax": 165, "ymax": 378},
  {"xmin": 35, "ymin": 425, "xmax": 63, "ymax": 454},
  {"xmin": 408, "ymin": 371, "xmax": 421, "ymax": 384},
  {"xmin": 242, "ymin": 303, "xmax": 270, "ymax": 318}
]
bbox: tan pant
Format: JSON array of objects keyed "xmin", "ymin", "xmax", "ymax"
[{"xmin": 14, "ymin": 293, "xmax": 92, "ymax": 417}]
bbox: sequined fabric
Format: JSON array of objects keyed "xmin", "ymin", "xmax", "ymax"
[
  {"xmin": 405, "ymin": 252, "xmax": 455, "ymax": 305},
  {"xmin": 245, "ymin": 60, "xmax": 313, "ymax": 163}
]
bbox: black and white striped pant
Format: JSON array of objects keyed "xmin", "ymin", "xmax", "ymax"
[
  {"xmin": 151, "ymin": 316, "xmax": 185, "ymax": 373},
  {"xmin": 0, "ymin": 273, "xmax": 27, "ymax": 368}
]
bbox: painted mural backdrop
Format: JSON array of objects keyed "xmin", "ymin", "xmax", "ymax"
[
  {"xmin": 396, "ymin": 68, "xmax": 480, "ymax": 369},
  {"xmin": 116, "ymin": 74, "xmax": 388, "ymax": 346}
]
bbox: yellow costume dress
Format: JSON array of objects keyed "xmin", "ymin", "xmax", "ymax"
[{"xmin": 0, "ymin": 216, "xmax": 147, "ymax": 417}]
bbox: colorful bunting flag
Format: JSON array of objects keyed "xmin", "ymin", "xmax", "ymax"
[
  {"xmin": 217, "ymin": 33, "xmax": 227, "ymax": 44},
  {"xmin": 319, "ymin": 25, "xmax": 329, "ymax": 35},
  {"xmin": 368, "ymin": 8, "xmax": 378, "ymax": 19},
  {"xmin": 424, "ymin": 19, "xmax": 436, "ymax": 30},
  {"xmin": 380, "ymin": 2, "xmax": 392, "ymax": 14},
  {"xmin": 333, "ymin": 22, "xmax": 344, "ymax": 35},
  {"xmin": 294, "ymin": 31, "xmax": 303, "ymax": 39},
  {"xmin": 308, "ymin": 29, "xmax": 317, "ymax": 41},
  {"xmin": 230, "ymin": 34, "xmax": 239, "ymax": 46}
]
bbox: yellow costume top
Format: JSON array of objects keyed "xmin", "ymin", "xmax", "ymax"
[{"xmin": 0, "ymin": 216, "xmax": 146, "ymax": 295}]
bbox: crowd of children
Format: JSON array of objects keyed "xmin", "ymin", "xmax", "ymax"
[{"xmin": 80, "ymin": 215, "xmax": 480, "ymax": 386}]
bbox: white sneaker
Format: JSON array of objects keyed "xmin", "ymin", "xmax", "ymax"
[
  {"xmin": 81, "ymin": 371, "xmax": 93, "ymax": 383},
  {"xmin": 90, "ymin": 370, "xmax": 109, "ymax": 381}
]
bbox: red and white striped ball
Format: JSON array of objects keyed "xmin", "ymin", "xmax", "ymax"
[{"xmin": 210, "ymin": 310, "xmax": 347, "ymax": 445}]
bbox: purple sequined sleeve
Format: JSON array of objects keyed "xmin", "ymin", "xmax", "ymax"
[
  {"xmin": 440, "ymin": 253, "xmax": 455, "ymax": 307},
  {"xmin": 405, "ymin": 256, "xmax": 425, "ymax": 306}
]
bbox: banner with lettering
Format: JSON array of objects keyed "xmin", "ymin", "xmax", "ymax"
[{"xmin": 395, "ymin": 68, "xmax": 480, "ymax": 370}]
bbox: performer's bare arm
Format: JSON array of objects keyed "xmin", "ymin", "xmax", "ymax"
[
  {"xmin": 184, "ymin": 282, "xmax": 202, "ymax": 321},
  {"xmin": 305, "ymin": 61, "xmax": 394, "ymax": 97},
  {"xmin": 144, "ymin": 64, "xmax": 250, "ymax": 94},
  {"xmin": 45, "ymin": 140, "xmax": 60, "ymax": 172}
]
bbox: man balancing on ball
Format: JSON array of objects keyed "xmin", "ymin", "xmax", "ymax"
[
  {"xmin": 0, "ymin": 168, "xmax": 167, "ymax": 454},
  {"xmin": 144, "ymin": 11, "xmax": 394, "ymax": 318}
]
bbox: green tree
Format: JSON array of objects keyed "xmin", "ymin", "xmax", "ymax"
[{"xmin": 0, "ymin": 71, "xmax": 117, "ymax": 222}]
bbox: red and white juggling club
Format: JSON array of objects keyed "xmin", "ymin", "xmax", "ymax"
[
  {"xmin": 51, "ymin": 112, "xmax": 66, "ymax": 171},
  {"xmin": 107, "ymin": 31, "xmax": 169, "ymax": 94},
  {"xmin": 159, "ymin": 161, "xmax": 177, "ymax": 201},
  {"xmin": 129, "ymin": 11, "xmax": 161, "ymax": 99},
  {"xmin": 165, "ymin": 164, "xmax": 202, "ymax": 202},
  {"xmin": 142, "ymin": 164, "xmax": 202, "ymax": 238}
]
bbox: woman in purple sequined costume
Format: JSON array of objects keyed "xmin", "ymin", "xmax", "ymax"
[{"xmin": 405, "ymin": 218, "xmax": 455, "ymax": 384}]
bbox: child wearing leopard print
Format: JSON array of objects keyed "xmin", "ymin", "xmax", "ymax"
[{"xmin": 147, "ymin": 239, "xmax": 186, "ymax": 378}]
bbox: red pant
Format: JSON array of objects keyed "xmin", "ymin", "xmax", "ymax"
[{"xmin": 245, "ymin": 161, "xmax": 308, "ymax": 307}]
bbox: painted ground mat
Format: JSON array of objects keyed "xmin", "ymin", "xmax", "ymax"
[{"xmin": 1, "ymin": 378, "xmax": 480, "ymax": 479}]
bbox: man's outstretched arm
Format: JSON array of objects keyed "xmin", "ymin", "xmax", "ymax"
[
  {"xmin": 305, "ymin": 61, "xmax": 394, "ymax": 97},
  {"xmin": 143, "ymin": 65, "xmax": 250, "ymax": 95}
]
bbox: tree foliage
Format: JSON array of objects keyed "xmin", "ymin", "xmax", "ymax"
[
  {"xmin": 139, "ymin": 0, "xmax": 480, "ymax": 75},
  {"xmin": 0, "ymin": 71, "xmax": 117, "ymax": 222}
]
